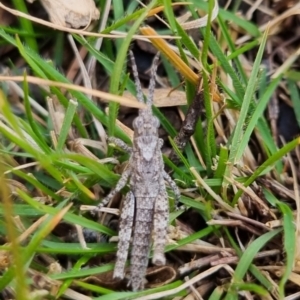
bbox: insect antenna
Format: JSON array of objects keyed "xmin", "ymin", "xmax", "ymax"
[
  {"xmin": 129, "ymin": 50, "xmax": 144, "ymax": 103},
  {"xmin": 147, "ymin": 52, "xmax": 160, "ymax": 106}
]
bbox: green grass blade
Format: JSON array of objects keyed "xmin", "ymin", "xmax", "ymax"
[
  {"xmin": 194, "ymin": 1, "xmax": 260, "ymax": 37},
  {"xmin": 208, "ymin": 286, "xmax": 224, "ymax": 300},
  {"xmin": 11, "ymin": 0, "xmax": 38, "ymax": 51},
  {"xmin": 19, "ymin": 190, "xmax": 114, "ymax": 236},
  {"xmin": 225, "ymin": 228, "xmax": 281, "ymax": 299},
  {"xmin": 225, "ymin": 27, "xmax": 269, "ymax": 188},
  {"xmin": 234, "ymin": 229, "xmax": 281, "ymax": 281},
  {"xmin": 217, "ymin": 15, "xmax": 247, "ymax": 84},
  {"xmin": 277, "ymin": 203, "xmax": 295, "ymax": 298},
  {"xmin": 236, "ymin": 75, "xmax": 282, "ymax": 160},
  {"xmin": 287, "ymin": 79, "xmax": 300, "ymax": 127},
  {"xmin": 230, "ymin": 283, "xmax": 268, "ymax": 296},
  {"xmin": 56, "ymin": 99, "xmax": 78, "ymax": 151},
  {"xmin": 233, "ymin": 137, "xmax": 300, "ymax": 203}
]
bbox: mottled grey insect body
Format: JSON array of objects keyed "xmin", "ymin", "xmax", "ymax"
[{"xmin": 95, "ymin": 51, "xmax": 180, "ymax": 291}]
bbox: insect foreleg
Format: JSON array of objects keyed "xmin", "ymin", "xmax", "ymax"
[
  {"xmin": 94, "ymin": 165, "xmax": 132, "ymax": 212},
  {"xmin": 163, "ymin": 171, "xmax": 181, "ymax": 207},
  {"xmin": 108, "ymin": 137, "xmax": 133, "ymax": 154}
]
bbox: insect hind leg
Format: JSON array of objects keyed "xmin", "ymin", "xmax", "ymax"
[
  {"xmin": 113, "ymin": 191, "xmax": 135, "ymax": 279},
  {"xmin": 152, "ymin": 190, "xmax": 169, "ymax": 266}
]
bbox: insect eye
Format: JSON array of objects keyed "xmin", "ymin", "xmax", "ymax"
[
  {"xmin": 152, "ymin": 117, "xmax": 160, "ymax": 128},
  {"xmin": 133, "ymin": 117, "xmax": 142, "ymax": 129}
]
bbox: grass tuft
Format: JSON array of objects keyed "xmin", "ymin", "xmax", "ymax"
[{"xmin": 0, "ymin": 0, "xmax": 299, "ymax": 298}]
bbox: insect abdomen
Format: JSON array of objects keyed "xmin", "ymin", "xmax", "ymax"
[{"xmin": 130, "ymin": 198, "xmax": 155, "ymax": 291}]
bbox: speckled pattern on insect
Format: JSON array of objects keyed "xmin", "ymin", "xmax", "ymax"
[{"xmin": 94, "ymin": 51, "xmax": 180, "ymax": 291}]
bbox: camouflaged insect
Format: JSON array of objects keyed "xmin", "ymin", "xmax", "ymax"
[{"xmin": 94, "ymin": 51, "xmax": 180, "ymax": 291}]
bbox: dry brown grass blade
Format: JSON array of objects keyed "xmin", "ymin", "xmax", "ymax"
[
  {"xmin": 27, "ymin": 268, "xmax": 93, "ymax": 300},
  {"xmin": 147, "ymin": 2, "xmax": 191, "ymax": 16},
  {"xmin": 236, "ymin": 3, "xmax": 300, "ymax": 45},
  {"xmin": 176, "ymin": 244, "xmax": 235, "ymax": 254},
  {"xmin": 4, "ymin": 162, "xmax": 39, "ymax": 175},
  {"xmin": 211, "ymin": 249, "xmax": 281, "ymax": 267},
  {"xmin": 134, "ymin": 264, "xmax": 235, "ymax": 300},
  {"xmin": 4, "ymin": 77, "xmax": 48, "ymax": 117},
  {"xmin": 225, "ymin": 176, "xmax": 276, "ymax": 219},
  {"xmin": 46, "ymin": 203, "xmax": 73, "ymax": 233},
  {"xmin": 178, "ymin": 0, "xmax": 219, "ymax": 30},
  {"xmin": 0, "ymin": 2, "xmax": 178, "ymax": 40},
  {"xmin": 0, "ymin": 75, "xmax": 146, "ymax": 109},
  {"xmin": 147, "ymin": 1, "xmax": 218, "ymax": 30},
  {"xmin": 272, "ymin": 47, "xmax": 300, "ymax": 79},
  {"xmin": 178, "ymin": 254, "xmax": 221, "ymax": 275},
  {"xmin": 0, "ymin": 214, "xmax": 49, "ymax": 269},
  {"xmin": 140, "ymin": 27, "xmax": 199, "ymax": 85},
  {"xmin": 146, "ymin": 265, "xmax": 177, "ymax": 288},
  {"xmin": 225, "ymin": 211, "xmax": 271, "ymax": 231},
  {"xmin": 17, "ymin": 214, "xmax": 49, "ymax": 244},
  {"xmin": 190, "ymin": 167, "xmax": 239, "ymax": 213},
  {"xmin": 69, "ymin": 138, "xmax": 107, "ymax": 157},
  {"xmin": 80, "ymin": 205, "xmax": 120, "ymax": 216},
  {"xmin": 105, "ymin": 107, "xmax": 134, "ymax": 140},
  {"xmin": 123, "ymin": 89, "xmax": 187, "ymax": 107},
  {"xmin": 274, "ymin": 269, "xmax": 300, "ymax": 289}
]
